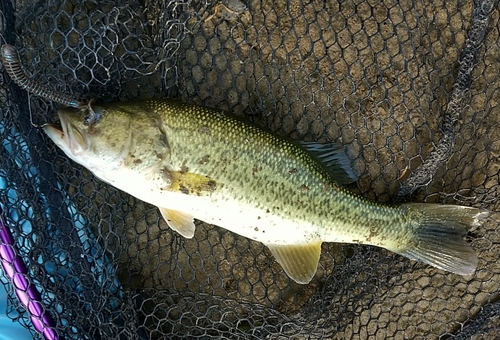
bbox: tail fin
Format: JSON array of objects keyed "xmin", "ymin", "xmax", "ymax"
[{"xmin": 395, "ymin": 203, "xmax": 489, "ymax": 275}]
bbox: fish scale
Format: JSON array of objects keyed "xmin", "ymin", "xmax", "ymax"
[
  {"xmin": 43, "ymin": 98, "xmax": 488, "ymax": 284},
  {"xmin": 153, "ymin": 100, "xmax": 334, "ymax": 219}
]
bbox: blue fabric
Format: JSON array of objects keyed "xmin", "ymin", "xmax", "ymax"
[{"xmin": 0, "ymin": 284, "xmax": 33, "ymax": 340}]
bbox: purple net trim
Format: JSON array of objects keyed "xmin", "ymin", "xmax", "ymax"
[{"xmin": 0, "ymin": 206, "xmax": 61, "ymax": 340}]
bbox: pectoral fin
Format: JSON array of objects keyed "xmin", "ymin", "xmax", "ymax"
[
  {"xmin": 266, "ymin": 242, "xmax": 322, "ymax": 284},
  {"xmin": 159, "ymin": 207, "xmax": 196, "ymax": 238}
]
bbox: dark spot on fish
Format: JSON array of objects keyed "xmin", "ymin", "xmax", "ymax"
[
  {"xmin": 254, "ymin": 227, "xmax": 259, "ymax": 232},
  {"xmin": 266, "ymin": 209, "xmax": 270, "ymax": 213},
  {"xmin": 179, "ymin": 185, "xmax": 189, "ymax": 195},
  {"xmin": 133, "ymin": 158, "xmax": 143, "ymax": 165},
  {"xmin": 110, "ymin": 142, "xmax": 116, "ymax": 148},
  {"xmin": 180, "ymin": 161, "xmax": 189, "ymax": 174},
  {"xmin": 301, "ymin": 184, "xmax": 310, "ymax": 191},
  {"xmin": 184, "ymin": 177, "xmax": 218, "ymax": 196},
  {"xmin": 257, "ymin": 216, "xmax": 261, "ymax": 220},
  {"xmin": 366, "ymin": 227, "xmax": 379, "ymax": 243},
  {"xmin": 207, "ymin": 180, "xmax": 217, "ymax": 191},
  {"xmin": 161, "ymin": 167, "xmax": 172, "ymax": 183},
  {"xmin": 155, "ymin": 152, "xmax": 163, "ymax": 160},
  {"xmin": 289, "ymin": 168, "xmax": 298, "ymax": 174},
  {"xmin": 199, "ymin": 155, "xmax": 210, "ymax": 165}
]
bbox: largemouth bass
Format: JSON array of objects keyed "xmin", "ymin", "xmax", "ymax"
[{"xmin": 43, "ymin": 99, "xmax": 488, "ymax": 284}]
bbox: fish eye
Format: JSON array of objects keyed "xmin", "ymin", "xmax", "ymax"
[
  {"xmin": 83, "ymin": 103, "xmax": 101, "ymax": 126},
  {"xmin": 83, "ymin": 113, "xmax": 93, "ymax": 125}
]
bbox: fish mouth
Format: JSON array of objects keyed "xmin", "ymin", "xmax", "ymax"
[
  {"xmin": 43, "ymin": 123, "xmax": 64, "ymax": 135},
  {"xmin": 43, "ymin": 112, "xmax": 89, "ymax": 155},
  {"xmin": 43, "ymin": 122, "xmax": 67, "ymax": 148}
]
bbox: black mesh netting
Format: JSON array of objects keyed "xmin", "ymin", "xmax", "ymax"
[{"xmin": 1, "ymin": 0, "xmax": 500, "ymax": 338}]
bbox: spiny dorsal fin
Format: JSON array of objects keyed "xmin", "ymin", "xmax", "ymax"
[
  {"xmin": 300, "ymin": 141, "xmax": 357, "ymax": 184},
  {"xmin": 266, "ymin": 242, "xmax": 322, "ymax": 284},
  {"xmin": 159, "ymin": 207, "xmax": 196, "ymax": 238}
]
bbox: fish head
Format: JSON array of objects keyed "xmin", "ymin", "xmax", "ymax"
[{"xmin": 43, "ymin": 102, "xmax": 148, "ymax": 172}]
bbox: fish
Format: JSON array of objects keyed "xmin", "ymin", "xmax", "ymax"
[{"xmin": 43, "ymin": 99, "xmax": 489, "ymax": 284}]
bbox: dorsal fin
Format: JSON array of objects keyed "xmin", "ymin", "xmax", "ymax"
[{"xmin": 300, "ymin": 141, "xmax": 357, "ymax": 184}]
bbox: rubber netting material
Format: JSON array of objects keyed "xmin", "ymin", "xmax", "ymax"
[{"xmin": 1, "ymin": 0, "xmax": 500, "ymax": 339}]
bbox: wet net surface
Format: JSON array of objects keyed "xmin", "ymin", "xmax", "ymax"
[{"xmin": 1, "ymin": 0, "xmax": 500, "ymax": 338}]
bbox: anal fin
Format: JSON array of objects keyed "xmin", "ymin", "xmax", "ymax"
[
  {"xmin": 159, "ymin": 207, "xmax": 196, "ymax": 238},
  {"xmin": 266, "ymin": 242, "xmax": 322, "ymax": 284}
]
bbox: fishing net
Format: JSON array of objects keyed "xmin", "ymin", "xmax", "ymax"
[{"xmin": 1, "ymin": 0, "xmax": 500, "ymax": 338}]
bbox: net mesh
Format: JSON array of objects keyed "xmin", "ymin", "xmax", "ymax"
[{"xmin": 1, "ymin": 0, "xmax": 500, "ymax": 338}]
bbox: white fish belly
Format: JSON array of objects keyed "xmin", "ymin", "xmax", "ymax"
[{"xmin": 95, "ymin": 168, "xmax": 321, "ymax": 246}]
